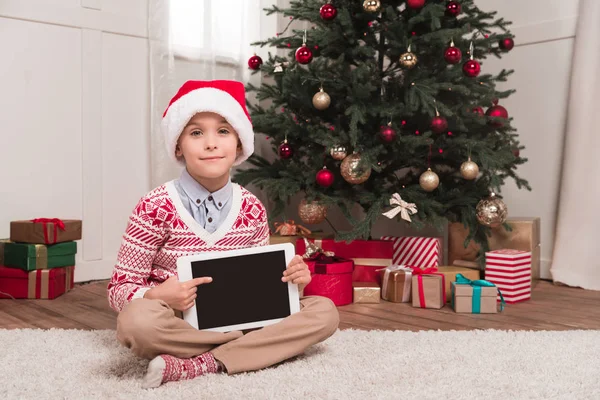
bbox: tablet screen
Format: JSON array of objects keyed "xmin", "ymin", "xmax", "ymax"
[{"xmin": 191, "ymin": 250, "xmax": 291, "ymax": 330}]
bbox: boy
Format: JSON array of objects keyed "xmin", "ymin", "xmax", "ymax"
[{"xmin": 107, "ymin": 80, "xmax": 339, "ymax": 389}]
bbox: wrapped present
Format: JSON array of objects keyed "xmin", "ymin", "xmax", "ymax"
[
  {"xmin": 296, "ymin": 239, "xmax": 392, "ymax": 284},
  {"xmin": 0, "ymin": 265, "xmax": 75, "ymax": 299},
  {"xmin": 485, "ymin": 249, "xmax": 531, "ymax": 303},
  {"xmin": 304, "ymin": 253, "xmax": 354, "ymax": 306},
  {"xmin": 448, "ymin": 217, "xmax": 541, "ymax": 279},
  {"xmin": 0, "ymin": 238, "xmax": 10, "ymax": 265},
  {"xmin": 10, "ymin": 219, "xmax": 82, "ymax": 245},
  {"xmin": 411, "ymin": 267, "xmax": 446, "ymax": 309},
  {"xmin": 352, "ymin": 282, "xmax": 380, "ymax": 304},
  {"xmin": 380, "ymin": 236, "xmax": 442, "ymax": 269},
  {"xmin": 451, "ymin": 274, "xmax": 505, "ymax": 313},
  {"xmin": 436, "ymin": 266, "xmax": 481, "ymax": 303},
  {"xmin": 269, "ymin": 232, "xmax": 333, "ymax": 246},
  {"xmin": 3, "ymin": 242, "xmax": 77, "ymax": 271},
  {"xmin": 379, "ymin": 265, "xmax": 413, "ymax": 303}
]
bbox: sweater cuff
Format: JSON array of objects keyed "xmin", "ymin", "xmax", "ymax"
[{"xmin": 132, "ymin": 287, "xmax": 151, "ymax": 300}]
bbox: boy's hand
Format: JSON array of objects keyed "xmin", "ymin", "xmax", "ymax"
[
  {"xmin": 282, "ymin": 255, "xmax": 312, "ymax": 292},
  {"xmin": 145, "ymin": 275, "xmax": 212, "ymax": 311}
]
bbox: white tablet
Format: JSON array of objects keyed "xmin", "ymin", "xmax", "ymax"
[{"xmin": 176, "ymin": 243, "xmax": 300, "ymax": 332}]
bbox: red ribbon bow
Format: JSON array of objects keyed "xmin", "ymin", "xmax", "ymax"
[
  {"xmin": 31, "ymin": 218, "xmax": 66, "ymax": 244},
  {"xmin": 410, "ymin": 266, "xmax": 446, "ymax": 308}
]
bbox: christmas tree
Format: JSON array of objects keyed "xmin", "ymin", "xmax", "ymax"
[{"xmin": 235, "ymin": 0, "xmax": 530, "ymax": 254}]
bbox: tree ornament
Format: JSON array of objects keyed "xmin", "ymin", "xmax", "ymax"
[
  {"xmin": 247, "ymin": 54, "xmax": 263, "ymax": 70},
  {"xmin": 298, "ymin": 199, "xmax": 327, "ymax": 225},
  {"xmin": 340, "ymin": 153, "xmax": 371, "ymax": 184},
  {"xmin": 499, "ymin": 37, "xmax": 515, "ymax": 51},
  {"xmin": 444, "ymin": 39, "xmax": 462, "ymax": 64},
  {"xmin": 460, "ymin": 157, "xmax": 479, "ymax": 180},
  {"xmin": 400, "ymin": 45, "xmax": 418, "ymax": 69},
  {"xmin": 312, "ymin": 87, "xmax": 331, "ymax": 110},
  {"xmin": 363, "ymin": 0, "xmax": 381, "ymax": 13},
  {"xmin": 463, "ymin": 42, "xmax": 481, "ymax": 77},
  {"xmin": 476, "ymin": 192, "xmax": 508, "ymax": 227},
  {"xmin": 316, "ymin": 166, "xmax": 334, "ymax": 188},
  {"xmin": 380, "ymin": 122, "xmax": 397, "ymax": 142},
  {"xmin": 445, "ymin": 1, "xmax": 461, "ymax": 17},
  {"xmin": 320, "ymin": 3, "xmax": 338, "ymax": 21},
  {"xmin": 472, "ymin": 106, "xmax": 484, "ymax": 116},
  {"xmin": 512, "ymin": 147, "xmax": 520, "ymax": 157},
  {"xmin": 330, "ymin": 145, "xmax": 347, "ymax": 160},
  {"xmin": 407, "ymin": 0, "xmax": 425, "ymax": 10},
  {"xmin": 486, "ymin": 104, "xmax": 509, "ymax": 127},
  {"xmin": 431, "ymin": 109, "xmax": 448, "ymax": 134},
  {"xmin": 278, "ymin": 139, "xmax": 293, "ymax": 159},
  {"xmin": 295, "ymin": 31, "xmax": 313, "ymax": 64},
  {"xmin": 419, "ymin": 168, "xmax": 439, "ymax": 192}
]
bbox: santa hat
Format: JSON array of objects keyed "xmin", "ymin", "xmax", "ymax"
[{"xmin": 161, "ymin": 80, "xmax": 254, "ymax": 166}]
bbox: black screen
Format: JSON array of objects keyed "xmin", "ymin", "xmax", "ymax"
[{"xmin": 191, "ymin": 250, "xmax": 291, "ymax": 330}]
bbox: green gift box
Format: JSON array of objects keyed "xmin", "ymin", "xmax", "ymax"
[
  {"xmin": 3, "ymin": 241, "xmax": 77, "ymax": 271},
  {"xmin": 0, "ymin": 238, "xmax": 11, "ymax": 265}
]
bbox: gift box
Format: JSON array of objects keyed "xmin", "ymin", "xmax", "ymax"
[
  {"xmin": 448, "ymin": 217, "xmax": 541, "ymax": 279},
  {"xmin": 485, "ymin": 249, "xmax": 531, "ymax": 303},
  {"xmin": 379, "ymin": 265, "xmax": 413, "ymax": 303},
  {"xmin": 304, "ymin": 255, "xmax": 354, "ymax": 306},
  {"xmin": 296, "ymin": 239, "xmax": 392, "ymax": 284},
  {"xmin": 269, "ymin": 232, "xmax": 333, "ymax": 246},
  {"xmin": 352, "ymin": 282, "xmax": 381, "ymax": 304},
  {"xmin": 0, "ymin": 238, "xmax": 10, "ymax": 265},
  {"xmin": 411, "ymin": 269, "xmax": 445, "ymax": 309},
  {"xmin": 3, "ymin": 241, "xmax": 77, "ymax": 271},
  {"xmin": 10, "ymin": 219, "xmax": 82, "ymax": 245},
  {"xmin": 380, "ymin": 236, "xmax": 442, "ymax": 269},
  {"xmin": 436, "ymin": 266, "xmax": 481, "ymax": 303},
  {"xmin": 0, "ymin": 265, "xmax": 75, "ymax": 299},
  {"xmin": 451, "ymin": 275, "xmax": 501, "ymax": 314}
]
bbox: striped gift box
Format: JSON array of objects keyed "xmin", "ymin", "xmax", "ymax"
[
  {"xmin": 485, "ymin": 249, "xmax": 532, "ymax": 303},
  {"xmin": 380, "ymin": 236, "xmax": 442, "ymax": 268}
]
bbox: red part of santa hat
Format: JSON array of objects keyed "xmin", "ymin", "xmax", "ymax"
[{"xmin": 161, "ymin": 80, "xmax": 254, "ymax": 166}]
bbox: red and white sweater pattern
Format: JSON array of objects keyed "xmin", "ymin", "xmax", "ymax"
[{"xmin": 107, "ymin": 181, "xmax": 269, "ymax": 312}]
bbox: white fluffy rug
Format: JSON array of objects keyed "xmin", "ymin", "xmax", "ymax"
[{"xmin": 1, "ymin": 329, "xmax": 600, "ymax": 399}]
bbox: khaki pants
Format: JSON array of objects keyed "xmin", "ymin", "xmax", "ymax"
[{"xmin": 116, "ymin": 296, "xmax": 339, "ymax": 374}]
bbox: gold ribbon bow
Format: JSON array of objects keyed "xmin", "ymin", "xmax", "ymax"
[
  {"xmin": 302, "ymin": 238, "xmax": 335, "ymax": 259},
  {"xmin": 274, "ymin": 220, "xmax": 312, "ymax": 236},
  {"xmin": 382, "ymin": 193, "xmax": 417, "ymax": 222}
]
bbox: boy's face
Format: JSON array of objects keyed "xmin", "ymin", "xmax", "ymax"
[{"xmin": 176, "ymin": 112, "xmax": 241, "ymax": 184}]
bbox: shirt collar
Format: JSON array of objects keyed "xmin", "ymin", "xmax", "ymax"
[{"xmin": 179, "ymin": 169, "xmax": 232, "ymax": 210}]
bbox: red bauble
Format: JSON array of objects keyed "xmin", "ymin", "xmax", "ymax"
[
  {"xmin": 316, "ymin": 167, "xmax": 334, "ymax": 188},
  {"xmin": 380, "ymin": 124, "xmax": 397, "ymax": 142},
  {"xmin": 499, "ymin": 38, "xmax": 514, "ymax": 51},
  {"xmin": 247, "ymin": 55, "xmax": 263, "ymax": 70},
  {"xmin": 431, "ymin": 116, "xmax": 448, "ymax": 134},
  {"xmin": 445, "ymin": 1, "xmax": 461, "ymax": 17},
  {"xmin": 472, "ymin": 106, "xmax": 485, "ymax": 116},
  {"xmin": 463, "ymin": 59, "xmax": 481, "ymax": 77},
  {"xmin": 278, "ymin": 141, "xmax": 294, "ymax": 159},
  {"xmin": 444, "ymin": 46, "xmax": 462, "ymax": 64},
  {"xmin": 320, "ymin": 3, "xmax": 338, "ymax": 20},
  {"xmin": 512, "ymin": 147, "xmax": 520, "ymax": 157},
  {"xmin": 485, "ymin": 105, "xmax": 509, "ymax": 127},
  {"xmin": 295, "ymin": 45, "xmax": 313, "ymax": 64},
  {"xmin": 407, "ymin": 0, "xmax": 426, "ymax": 9}
]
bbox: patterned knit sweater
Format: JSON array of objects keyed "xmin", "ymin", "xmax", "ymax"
[{"xmin": 107, "ymin": 181, "xmax": 269, "ymax": 312}]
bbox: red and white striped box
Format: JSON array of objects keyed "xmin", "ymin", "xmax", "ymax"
[
  {"xmin": 380, "ymin": 236, "xmax": 442, "ymax": 268},
  {"xmin": 485, "ymin": 249, "xmax": 532, "ymax": 303}
]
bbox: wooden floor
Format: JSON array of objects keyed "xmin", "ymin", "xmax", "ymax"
[{"xmin": 1, "ymin": 280, "xmax": 599, "ymax": 331}]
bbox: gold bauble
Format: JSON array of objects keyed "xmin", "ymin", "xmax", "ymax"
[
  {"xmin": 312, "ymin": 88, "xmax": 331, "ymax": 110},
  {"xmin": 476, "ymin": 192, "xmax": 508, "ymax": 228},
  {"xmin": 460, "ymin": 158, "xmax": 480, "ymax": 180},
  {"xmin": 363, "ymin": 0, "xmax": 381, "ymax": 13},
  {"xmin": 419, "ymin": 168, "xmax": 439, "ymax": 192},
  {"xmin": 298, "ymin": 199, "xmax": 327, "ymax": 225},
  {"xmin": 340, "ymin": 153, "xmax": 372, "ymax": 184},
  {"xmin": 330, "ymin": 145, "xmax": 347, "ymax": 160},
  {"xmin": 400, "ymin": 52, "xmax": 418, "ymax": 69}
]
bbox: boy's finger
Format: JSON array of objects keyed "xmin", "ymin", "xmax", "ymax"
[
  {"xmin": 186, "ymin": 277, "xmax": 212, "ymax": 288},
  {"xmin": 283, "ymin": 264, "xmax": 305, "ymax": 275}
]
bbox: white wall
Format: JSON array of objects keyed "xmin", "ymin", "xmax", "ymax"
[
  {"xmin": 0, "ymin": 0, "xmax": 151, "ymax": 282},
  {"xmin": 270, "ymin": 0, "xmax": 578, "ymax": 280}
]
